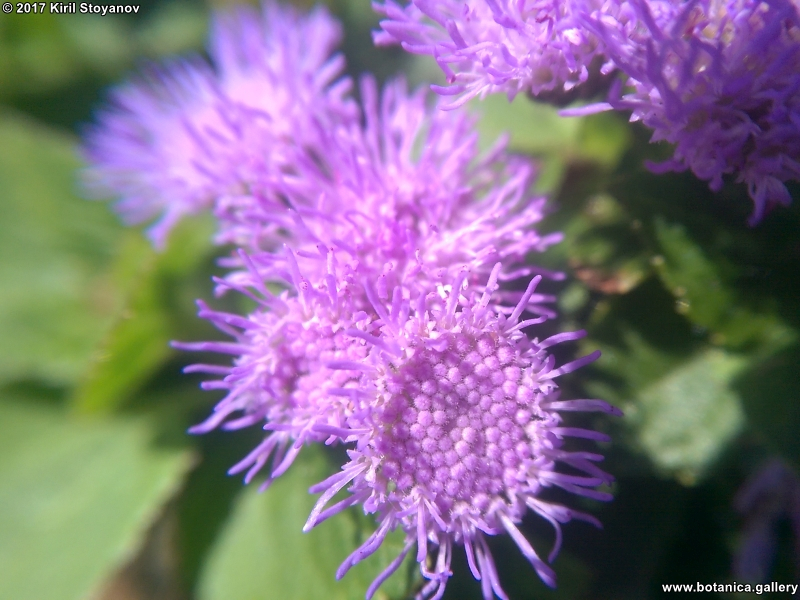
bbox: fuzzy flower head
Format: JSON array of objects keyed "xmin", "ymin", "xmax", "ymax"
[
  {"xmin": 176, "ymin": 248, "xmax": 371, "ymax": 490},
  {"xmin": 373, "ymin": 0, "xmax": 631, "ymax": 108},
  {"xmin": 305, "ymin": 265, "xmax": 621, "ymax": 600},
  {"xmin": 217, "ymin": 77, "xmax": 563, "ymax": 317},
  {"xmin": 83, "ymin": 2, "xmax": 353, "ymax": 247},
  {"xmin": 579, "ymin": 0, "xmax": 800, "ymax": 223}
]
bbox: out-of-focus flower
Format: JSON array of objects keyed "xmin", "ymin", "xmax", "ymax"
[
  {"xmin": 217, "ymin": 76, "xmax": 564, "ymax": 319},
  {"xmin": 373, "ymin": 0, "xmax": 630, "ymax": 108},
  {"xmin": 577, "ymin": 0, "xmax": 800, "ymax": 224},
  {"xmin": 733, "ymin": 458, "xmax": 800, "ymax": 583},
  {"xmin": 305, "ymin": 264, "xmax": 621, "ymax": 599},
  {"xmin": 83, "ymin": 2, "xmax": 353, "ymax": 247}
]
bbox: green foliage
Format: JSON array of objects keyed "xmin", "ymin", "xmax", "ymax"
[
  {"xmin": 0, "ymin": 100, "xmax": 223, "ymax": 600},
  {"xmin": 737, "ymin": 344, "xmax": 800, "ymax": 464},
  {"xmin": 474, "ymin": 94, "xmax": 631, "ymax": 192},
  {"xmin": 197, "ymin": 446, "xmax": 416, "ymax": 600},
  {"xmin": 562, "ymin": 194, "xmax": 651, "ymax": 294},
  {"xmin": 629, "ymin": 348, "xmax": 746, "ymax": 484},
  {"xmin": 0, "ymin": 110, "xmax": 123, "ymax": 386},
  {"xmin": 0, "ymin": 396, "xmax": 192, "ymax": 600},
  {"xmin": 652, "ymin": 217, "xmax": 796, "ymax": 351},
  {"xmin": 73, "ymin": 215, "xmax": 218, "ymax": 414},
  {"xmin": 0, "ymin": 8, "xmax": 207, "ymax": 96}
]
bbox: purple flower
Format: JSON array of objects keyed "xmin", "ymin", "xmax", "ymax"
[
  {"xmin": 84, "ymin": 3, "xmax": 621, "ymax": 596},
  {"xmin": 578, "ymin": 0, "xmax": 800, "ymax": 223},
  {"xmin": 176, "ymin": 247, "xmax": 371, "ymax": 489},
  {"xmin": 372, "ymin": 0, "xmax": 630, "ymax": 108},
  {"xmin": 217, "ymin": 76, "xmax": 563, "ymax": 318},
  {"xmin": 83, "ymin": 2, "xmax": 353, "ymax": 247},
  {"xmin": 305, "ymin": 264, "xmax": 621, "ymax": 599},
  {"xmin": 733, "ymin": 458, "xmax": 800, "ymax": 583},
  {"xmin": 178, "ymin": 77, "xmax": 570, "ymax": 500}
]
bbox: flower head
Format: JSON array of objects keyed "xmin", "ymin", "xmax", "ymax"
[
  {"xmin": 305, "ymin": 265, "xmax": 621, "ymax": 599},
  {"xmin": 176, "ymin": 75, "xmax": 569, "ymax": 501},
  {"xmin": 373, "ymin": 0, "xmax": 630, "ymax": 108},
  {"xmin": 83, "ymin": 2, "xmax": 353, "ymax": 247},
  {"xmin": 176, "ymin": 247, "xmax": 370, "ymax": 489},
  {"xmin": 217, "ymin": 76, "xmax": 563, "ymax": 318},
  {"xmin": 580, "ymin": 0, "xmax": 800, "ymax": 223}
]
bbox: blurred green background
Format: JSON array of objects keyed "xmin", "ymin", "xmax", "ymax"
[{"xmin": 1, "ymin": 1, "xmax": 799, "ymax": 599}]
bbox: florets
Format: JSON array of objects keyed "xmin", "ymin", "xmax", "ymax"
[
  {"xmin": 306, "ymin": 265, "xmax": 620, "ymax": 599},
  {"xmin": 373, "ymin": 0, "xmax": 630, "ymax": 108},
  {"xmin": 176, "ymin": 248, "xmax": 369, "ymax": 489},
  {"xmin": 580, "ymin": 0, "xmax": 800, "ymax": 223},
  {"xmin": 217, "ymin": 76, "xmax": 563, "ymax": 316},
  {"xmin": 87, "ymin": 6, "xmax": 623, "ymax": 598}
]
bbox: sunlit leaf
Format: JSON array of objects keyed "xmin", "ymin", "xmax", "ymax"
[
  {"xmin": 72, "ymin": 215, "xmax": 218, "ymax": 414},
  {"xmin": 0, "ymin": 9, "xmax": 208, "ymax": 98},
  {"xmin": 474, "ymin": 94, "xmax": 582, "ymax": 156},
  {"xmin": 198, "ymin": 446, "xmax": 416, "ymax": 600},
  {"xmin": 563, "ymin": 194, "xmax": 651, "ymax": 294},
  {"xmin": 653, "ymin": 217, "xmax": 796, "ymax": 351},
  {"xmin": 0, "ymin": 111, "xmax": 123, "ymax": 386},
  {"xmin": 134, "ymin": 2, "xmax": 209, "ymax": 58},
  {"xmin": 626, "ymin": 349, "xmax": 746, "ymax": 485},
  {"xmin": 652, "ymin": 218, "xmax": 732, "ymax": 331},
  {"xmin": 0, "ymin": 396, "xmax": 192, "ymax": 600},
  {"xmin": 472, "ymin": 95, "xmax": 631, "ymax": 193}
]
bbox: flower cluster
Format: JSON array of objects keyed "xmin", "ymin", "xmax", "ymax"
[
  {"xmin": 215, "ymin": 75, "xmax": 564, "ymax": 318},
  {"xmin": 377, "ymin": 0, "xmax": 799, "ymax": 222},
  {"xmin": 373, "ymin": 0, "xmax": 631, "ymax": 107},
  {"xmin": 580, "ymin": 0, "xmax": 800, "ymax": 224},
  {"xmin": 84, "ymin": 3, "xmax": 620, "ymax": 599}
]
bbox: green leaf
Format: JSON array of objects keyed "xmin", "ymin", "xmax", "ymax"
[
  {"xmin": 583, "ymin": 327, "xmax": 690, "ymax": 403},
  {"xmin": 175, "ymin": 428, "xmax": 264, "ymax": 596},
  {"xmin": 0, "ymin": 10, "xmax": 208, "ymax": 98},
  {"xmin": 626, "ymin": 349, "xmax": 746, "ymax": 485},
  {"xmin": 133, "ymin": 2, "xmax": 208, "ymax": 58},
  {"xmin": 72, "ymin": 215, "xmax": 218, "ymax": 414},
  {"xmin": 472, "ymin": 95, "xmax": 631, "ymax": 192},
  {"xmin": 0, "ymin": 15, "xmax": 86, "ymax": 94},
  {"xmin": 652, "ymin": 218, "xmax": 732, "ymax": 331},
  {"xmin": 71, "ymin": 233, "xmax": 171, "ymax": 413},
  {"xmin": 0, "ymin": 395, "xmax": 192, "ymax": 600},
  {"xmin": 574, "ymin": 110, "xmax": 633, "ymax": 169},
  {"xmin": 652, "ymin": 217, "xmax": 796, "ymax": 350},
  {"xmin": 474, "ymin": 94, "xmax": 582, "ymax": 156},
  {"xmin": 0, "ymin": 111, "xmax": 123, "ymax": 387},
  {"xmin": 198, "ymin": 446, "xmax": 416, "ymax": 600}
]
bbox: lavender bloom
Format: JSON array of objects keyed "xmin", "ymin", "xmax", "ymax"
[
  {"xmin": 578, "ymin": 0, "xmax": 800, "ymax": 223},
  {"xmin": 217, "ymin": 77, "xmax": 563, "ymax": 317},
  {"xmin": 373, "ymin": 0, "xmax": 630, "ymax": 108},
  {"xmin": 83, "ymin": 2, "xmax": 353, "ymax": 247},
  {"xmin": 305, "ymin": 264, "xmax": 621, "ymax": 599},
  {"xmin": 178, "ymin": 77, "xmax": 568, "ymax": 501},
  {"xmin": 176, "ymin": 247, "xmax": 371, "ymax": 489}
]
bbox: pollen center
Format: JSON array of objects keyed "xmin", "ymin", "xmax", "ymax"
[{"xmin": 376, "ymin": 331, "xmax": 536, "ymax": 511}]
